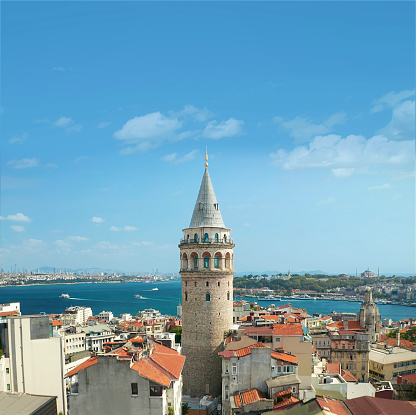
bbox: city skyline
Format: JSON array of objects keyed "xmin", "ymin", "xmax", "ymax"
[{"xmin": 1, "ymin": 2, "xmax": 415, "ymax": 274}]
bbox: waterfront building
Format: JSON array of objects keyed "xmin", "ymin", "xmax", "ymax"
[
  {"xmin": 357, "ymin": 287, "xmax": 381, "ymax": 343},
  {"xmin": 61, "ymin": 326, "xmax": 87, "ymax": 356},
  {"xmin": 67, "ymin": 340, "xmax": 184, "ymax": 415},
  {"xmin": 179, "ymin": 153, "xmax": 235, "ymax": 397},
  {"xmin": 0, "ymin": 314, "xmax": 67, "ymax": 414},
  {"xmin": 83, "ymin": 324, "xmax": 115, "ymax": 352}
]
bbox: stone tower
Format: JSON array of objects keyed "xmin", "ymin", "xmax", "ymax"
[
  {"xmin": 179, "ymin": 153, "xmax": 234, "ymax": 398},
  {"xmin": 358, "ymin": 287, "xmax": 381, "ymax": 343}
]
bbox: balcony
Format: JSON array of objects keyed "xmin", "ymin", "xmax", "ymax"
[{"xmin": 179, "ymin": 237, "xmax": 234, "ymax": 246}]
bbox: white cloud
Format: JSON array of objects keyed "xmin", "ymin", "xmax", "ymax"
[
  {"xmin": 51, "ymin": 116, "xmax": 82, "ymax": 133},
  {"xmin": 9, "ymin": 132, "xmax": 28, "ymax": 144},
  {"xmin": 162, "ymin": 150, "xmax": 199, "ymax": 164},
  {"xmin": 368, "ymin": 183, "xmax": 392, "ymax": 191},
  {"xmin": 97, "ymin": 121, "xmax": 111, "ymax": 129},
  {"xmin": 270, "ymin": 134, "xmax": 414, "ymax": 177},
  {"xmin": 74, "ymin": 156, "xmax": 88, "ymax": 163},
  {"xmin": 371, "ymin": 89, "xmax": 415, "ymax": 113},
  {"xmin": 0, "ymin": 213, "xmax": 32, "ymax": 222},
  {"xmin": 170, "ymin": 105, "xmax": 214, "ymax": 122},
  {"xmin": 54, "ymin": 116, "xmax": 72, "ymax": 127},
  {"xmin": 45, "ymin": 163, "xmax": 58, "ymax": 169},
  {"xmin": 96, "ymin": 241, "xmax": 119, "ymax": 250},
  {"xmin": 273, "ymin": 112, "xmax": 347, "ymax": 143},
  {"xmin": 68, "ymin": 236, "xmax": 88, "ymax": 242},
  {"xmin": 91, "ymin": 217, "xmax": 105, "ymax": 223},
  {"xmin": 22, "ymin": 239, "xmax": 45, "ymax": 252},
  {"xmin": 377, "ymin": 100, "xmax": 415, "ymax": 141},
  {"xmin": 11, "ymin": 225, "xmax": 25, "ymax": 232},
  {"xmin": 6, "ymin": 158, "xmax": 39, "ymax": 169},
  {"xmin": 110, "ymin": 225, "xmax": 138, "ymax": 232},
  {"xmin": 114, "ymin": 112, "xmax": 182, "ymax": 153},
  {"xmin": 56, "ymin": 240, "xmax": 71, "ymax": 248},
  {"xmin": 203, "ymin": 118, "xmax": 244, "ymax": 139},
  {"xmin": 52, "ymin": 66, "xmax": 66, "ymax": 71}
]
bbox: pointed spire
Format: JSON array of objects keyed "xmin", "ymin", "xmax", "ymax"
[{"xmin": 189, "ymin": 161, "xmax": 225, "ymax": 228}]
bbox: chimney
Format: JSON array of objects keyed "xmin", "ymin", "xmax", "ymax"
[
  {"xmin": 396, "ymin": 330, "xmax": 400, "ymax": 347},
  {"xmin": 344, "ymin": 320, "xmax": 349, "ymax": 330}
]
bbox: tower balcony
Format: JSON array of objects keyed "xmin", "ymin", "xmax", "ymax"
[{"xmin": 179, "ymin": 237, "xmax": 234, "ymax": 246}]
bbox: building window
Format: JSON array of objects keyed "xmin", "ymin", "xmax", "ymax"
[
  {"xmin": 185, "ymin": 281, "xmax": 187, "ymax": 287},
  {"xmin": 5, "ymin": 368, "xmax": 9, "ymax": 374},
  {"xmin": 225, "ymin": 385, "xmax": 229, "ymax": 400},
  {"xmin": 150, "ymin": 385, "xmax": 162, "ymax": 396},
  {"xmin": 194, "ymin": 233, "xmax": 199, "ymax": 243},
  {"xmin": 204, "ymin": 233, "xmax": 209, "ymax": 242},
  {"xmin": 218, "ymin": 281, "xmax": 220, "ymax": 287},
  {"xmin": 204, "ymin": 256, "xmax": 209, "ymax": 268},
  {"xmin": 7, "ymin": 384, "xmax": 10, "ymax": 391},
  {"xmin": 131, "ymin": 383, "xmax": 138, "ymax": 395},
  {"xmin": 215, "ymin": 233, "xmax": 219, "ymax": 242},
  {"xmin": 206, "ymin": 293, "xmax": 211, "ymax": 302},
  {"xmin": 194, "ymin": 256, "xmax": 199, "ymax": 268},
  {"xmin": 275, "ymin": 337, "xmax": 280, "ymax": 342},
  {"xmin": 232, "ymin": 363, "xmax": 237, "ymax": 375},
  {"xmin": 214, "ymin": 256, "xmax": 219, "ymax": 268},
  {"xmin": 206, "ymin": 281, "xmax": 209, "ymax": 287},
  {"xmin": 227, "ymin": 292, "xmax": 230, "ymax": 300},
  {"xmin": 185, "ymin": 292, "xmax": 188, "ymax": 301}
]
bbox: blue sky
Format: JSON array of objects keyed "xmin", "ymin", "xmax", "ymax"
[{"xmin": 1, "ymin": 1, "xmax": 414, "ymax": 275}]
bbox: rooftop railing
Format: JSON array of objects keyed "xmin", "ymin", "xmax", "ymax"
[{"xmin": 179, "ymin": 237, "xmax": 234, "ymax": 245}]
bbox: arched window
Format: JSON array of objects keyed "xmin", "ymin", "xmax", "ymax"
[
  {"xmin": 225, "ymin": 252, "xmax": 231, "ymax": 269},
  {"xmin": 185, "ymin": 292, "xmax": 188, "ymax": 301},
  {"xmin": 206, "ymin": 281, "xmax": 209, "ymax": 287},
  {"xmin": 215, "ymin": 233, "xmax": 219, "ymax": 242},
  {"xmin": 206, "ymin": 293, "xmax": 211, "ymax": 302},
  {"xmin": 182, "ymin": 253, "xmax": 188, "ymax": 270},
  {"xmin": 194, "ymin": 234, "xmax": 199, "ymax": 243},
  {"xmin": 224, "ymin": 234, "xmax": 227, "ymax": 242},
  {"xmin": 218, "ymin": 281, "xmax": 220, "ymax": 287},
  {"xmin": 204, "ymin": 256, "xmax": 209, "ymax": 268},
  {"xmin": 227, "ymin": 292, "xmax": 230, "ymax": 300},
  {"xmin": 214, "ymin": 256, "xmax": 220, "ymax": 268},
  {"xmin": 187, "ymin": 234, "xmax": 189, "ymax": 242},
  {"xmin": 194, "ymin": 255, "xmax": 199, "ymax": 269},
  {"xmin": 204, "ymin": 233, "xmax": 209, "ymax": 242}
]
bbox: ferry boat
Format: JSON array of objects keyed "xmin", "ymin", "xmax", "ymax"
[
  {"xmin": 298, "ymin": 294, "xmax": 315, "ymax": 300},
  {"xmin": 152, "ymin": 288, "xmax": 158, "ymax": 291},
  {"xmin": 134, "ymin": 294, "xmax": 144, "ymax": 299},
  {"xmin": 59, "ymin": 293, "xmax": 70, "ymax": 299},
  {"xmin": 258, "ymin": 295, "xmax": 282, "ymax": 301}
]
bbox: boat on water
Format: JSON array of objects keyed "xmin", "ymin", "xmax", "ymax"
[
  {"xmin": 152, "ymin": 288, "xmax": 158, "ymax": 291},
  {"xmin": 297, "ymin": 294, "xmax": 316, "ymax": 300},
  {"xmin": 59, "ymin": 293, "xmax": 70, "ymax": 299},
  {"xmin": 134, "ymin": 294, "xmax": 144, "ymax": 299},
  {"xmin": 258, "ymin": 295, "xmax": 282, "ymax": 301}
]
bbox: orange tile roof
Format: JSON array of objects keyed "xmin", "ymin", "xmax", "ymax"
[
  {"xmin": 271, "ymin": 351, "xmax": 298, "ymax": 365},
  {"xmin": 400, "ymin": 373, "xmax": 416, "ymax": 384},
  {"xmin": 225, "ymin": 335, "xmax": 232, "ymax": 345},
  {"xmin": 273, "ymin": 396, "xmax": 300, "ymax": 409},
  {"xmin": 327, "ymin": 363, "xmax": 341, "ymax": 375},
  {"xmin": 317, "ymin": 397, "xmax": 349, "ymax": 415},
  {"xmin": 274, "ymin": 388, "xmax": 291, "ymax": 398},
  {"xmin": 234, "ymin": 394, "xmax": 242, "ymax": 407},
  {"xmin": 272, "ymin": 323, "xmax": 304, "ymax": 336},
  {"xmin": 131, "ymin": 358, "xmax": 172, "ymax": 387},
  {"xmin": 327, "ymin": 320, "xmax": 365, "ymax": 331},
  {"xmin": 66, "ymin": 356, "xmax": 97, "ymax": 377},
  {"xmin": 236, "ymin": 343, "xmax": 267, "ymax": 357},
  {"xmin": 0, "ymin": 310, "xmax": 20, "ymax": 317},
  {"xmin": 341, "ymin": 369, "xmax": 358, "ymax": 382},
  {"xmin": 240, "ymin": 389, "xmax": 266, "ymax": 405},
  {"xmin": 151, "ymin": 344, "xmax": 185, "ymax": 379},
  {"xmin": 112, "ymin": 347, "xmax": 131, "ymax": 359},
  {"xmin": 386, "ymin": 338, "xmax": 415, "ymax": 350},
  {"xmin": 52, "ymin": 320, "xmax": 63, "ymax": 326}
]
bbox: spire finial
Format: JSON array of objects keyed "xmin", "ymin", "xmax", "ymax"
[{"xmin": 205, "ymin": 147, "xmax": 208, "ymax": 168}]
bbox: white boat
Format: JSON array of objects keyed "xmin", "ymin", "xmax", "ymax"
[
  {"xmin": 152, "ymin": 288, "xmax": 158, "ymax": 291},
  {"xmin": 59, "ymin": 293, "xmax": 70, "ymax": 299},
  {"xmin": 298, "ymin": 294, "xmax": 315, "ymax": 300},
  {"xmin": 135, "ymin": 294, "xmax": 144, "ymax": 299},
  {"xmin": 258, "ymin": 295, "xmax": 282, "ymax": 301}
]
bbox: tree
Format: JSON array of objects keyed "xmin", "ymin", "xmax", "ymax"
[
  {"xmin": 170, "ymin": 326, "xmax": 182, "ymax": 344},
  {"xmin": 182, "ymin": 402, "xmax": 190, "ymax": 415}
]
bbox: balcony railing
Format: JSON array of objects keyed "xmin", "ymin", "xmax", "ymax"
[{"xmin": 179, "ymin": 237, "xmax": 234, "ymax": 246}]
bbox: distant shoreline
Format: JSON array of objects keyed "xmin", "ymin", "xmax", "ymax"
[{"xmin": 0, "ymin": 280, "xmax": 181, "ymax": 288}]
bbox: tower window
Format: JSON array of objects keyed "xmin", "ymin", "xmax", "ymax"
[
  {"xmin": 218, "ymin": 281, "xmax": 220, "ymax": 287},
  {"xmin": 206, "ymin": 293, "xmax": 211, "ymax": 302},
  {"xmin": 214, "ymin": 256, "xmax": 219, "ymax": 268},
  {"xmin": 194, "ymin": 233, "xmax": 199, "ymax": 243},
  {"xmin": 204, "ymin": 256, "xmax": 209, "ymax": 268},
  {"xmin": 195, "ymin": 282, "xmax": 197, "ymax": 287},
  {"xmin": 194, "ymin": 256, "xmax": 199, "ymax": 269},
  {"xmin": 206, "ymin": 281, "xmax": 209, "ymax": 287},
  {"xmin": 185, "ymin": 292, "xmax": 188, "ymax": 301},
  {"xmin": 224, "ymin": 234, "xmax": 227, "ymax": 242},
  {"xmin": 185, "ymin": 281, "xmax": 187, "ymax": 287},
  {"xmin": 227, "ymin": 292, "xmax": 230, "ymax": 300},
  {"xmin": 204, "ymin": 233, "xmax": 209, "ymax": 242},
  {"xmin": 215, "ymin": 233, "xmax": 219, "ymax": 242}
]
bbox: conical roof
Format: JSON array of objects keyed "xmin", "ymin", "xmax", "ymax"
[{"xmin": 189, "ymin": 168, "xmax": 225, "ymax": 228}]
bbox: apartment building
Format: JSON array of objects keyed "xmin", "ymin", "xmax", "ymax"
[{"xmin": 62, "ymin": 306, "xmax": 93, "ymax": 326}]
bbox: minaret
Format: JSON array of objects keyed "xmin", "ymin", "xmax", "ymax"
[{"xmin": 179, "ymin": 151, "xmax": 235, "ymax": 397}]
